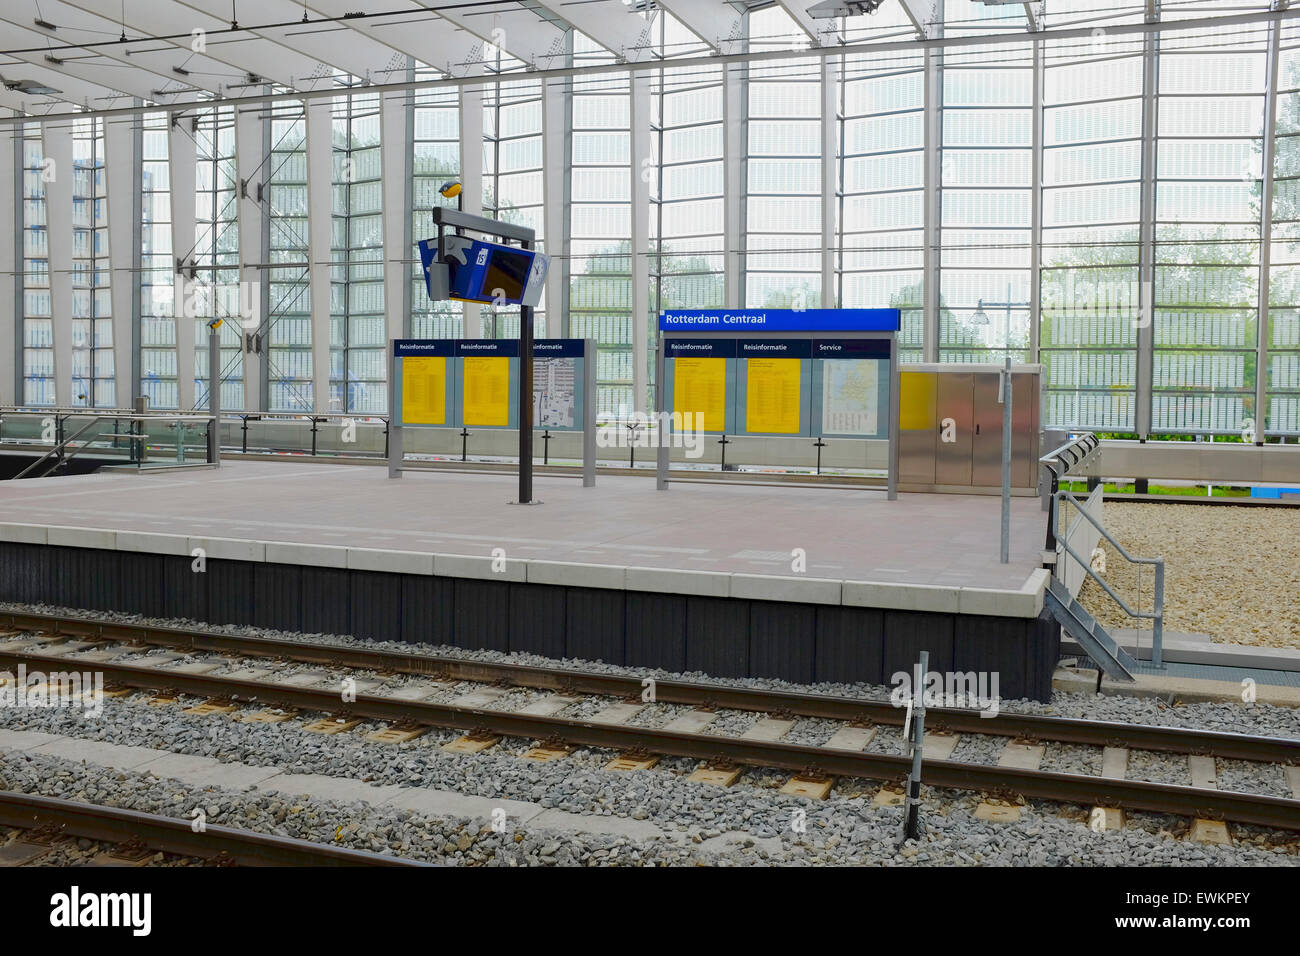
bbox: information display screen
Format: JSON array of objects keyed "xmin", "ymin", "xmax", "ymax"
[
  {"xmin": 401, "ymin": 356, "xmax": 448, "ymax": 426},
  {"xmin": 673, "ymin": 357, "xmax": 727, "ymax": 433},
  {"xmin": 480, "ymin": 247, "xmax": 531, "ymax": 303},
  {"xmin": 462, "ymin": 356, "xmax": 511, "ymax": 426},
  {"xmin": 746, "ymin": 358, "xmax": 802, "ymax": 434}
]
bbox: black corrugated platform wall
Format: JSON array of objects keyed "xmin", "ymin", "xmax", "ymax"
[{"xmin": 0, "ymin": 542, "xmax": 1060, "ymax": 701}]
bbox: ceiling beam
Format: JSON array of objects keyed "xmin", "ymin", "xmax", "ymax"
[
  {"xmin": 0, "ymin": 2, "xmax": 232, "ymax": 98},
  {"xmin": 898, "ymin": 0, "xmax": 939, "ymax": 39},
  {"xmin": 0, "ymin": 18, "xmax": 219, "ymax": 104},
  {"xmin": 1024, "ymin": 2, "xmax": 1044, "ymax": 32},
  {"xmin": 61, "ymin": 0, "xmax": 330, "ymax": 91},
  {"xmin": 416, "ymin": 1, "xmax": 568, "ymax": 71},
  {"xmin": 170, "ymin": 0, "xmax": 404, "ymax": 83},
  {"xmin": 778, "ymin": 0, "xmax": 842, "ymax": 47},
  {"xmin": 530, "ymin": 0, "xmax": 655, "ymax": 62},
  {"xmin": 299, "ymin": 0, "xmax": 478, "ymax": 77},
  {"xmin": 655, "ymin": 0, "xmax": 744, "ymax": 55}
]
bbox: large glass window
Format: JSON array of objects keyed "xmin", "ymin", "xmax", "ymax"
[
  {"xmin": 1270, "ymin": 22, "xmax": 1300, "ymax": 435},
  {"xmin": 746, "ymin": 7, "xmax": 823, "ymax": 310},
  {"xmin": 940, "ymin": 1, "xmax": 1034, "ymax": 364},
  {"xmin": 267, "ymin": 101, "xmax": 313, "ymax": 412},
  {"xmin": 140, "ymin": 112, "xmax": 176, "ymax": 409},
  {"xmin": 330, "ymin": 87, "xmax": 385, "ymax": 414},
  {"xmin": 838, "ymin": 9, "xmax": 925, "ymax": 361},
  {"xmin": 570, "ymin": 32, "xmax": 633, "ymax": 415},
  {"xmin": 482, "ymin": 53, "xmax": 546, "ymax": 342},
  {"xmin": 70, "ymin": 117, "xmax": 113, "ymax": 407},
  {"xmin": 21, "ymin": 123, "xmax": 52, "ymax": 405},
  {"xmin": 1153, "ymin": 31, "xmax": 1265, "ymax": 435},
  {"xmin": 411, "ymin": 76, "xmax": 461, "ymax": 339},
  {"xmin": 653, "ymin": 14, "xmax": 725, "ymax": 409},
  {"xmin": 192, "ymin": 105, "xmax": 244, "ymax": 411},
  {"xmin": 1040, "ymin": 26, "xmax": 1144, "ymax": 430}
]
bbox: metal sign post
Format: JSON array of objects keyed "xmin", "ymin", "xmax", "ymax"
[
  {"xmin": 207, "ymin": 325, "xmax": 221, "ymax": 466},
  {"xmin": 999, "ymin": 356, "xmax": 1012, "ymax": 564},
  {"xmin": 904, "ymin": 649, "xmax": 929, "ymax": 842}
]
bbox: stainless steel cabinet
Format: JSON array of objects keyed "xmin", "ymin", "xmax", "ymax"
[{"xmin": 896, "ymin": 364, "xmax": 1042, "ymax": 494}]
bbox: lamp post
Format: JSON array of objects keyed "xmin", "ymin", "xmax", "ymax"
[{"xmin": 971, "ymin": 283, "xmax": 1030, "ymax": 361}]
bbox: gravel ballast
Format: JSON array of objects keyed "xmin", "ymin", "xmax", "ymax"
[{"xmin": 1076, "ymin": 501, "xmax": 1300, "ymax": 649}]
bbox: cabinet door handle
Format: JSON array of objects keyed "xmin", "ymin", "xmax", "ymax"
[{"xmin": 975, "ymin": 424, "xmax": 980, "ymax": 435}]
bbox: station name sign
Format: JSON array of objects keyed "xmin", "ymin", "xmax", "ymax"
[{"xmin": 658, "ymin": 308, "xmax": 900, "ymax": 332}]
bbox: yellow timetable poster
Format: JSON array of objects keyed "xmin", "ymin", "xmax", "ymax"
[
  {"xmin": 746, "ymin": 358, "xmax": 801, "ymax": 434},
  {"xmin": 673, "ymin": 357, "xmax": 727, "ymax": 433},
  {"xmin": 401, "ymin": 356, "xmax": 447, "ymax": 425},
  {"xmin": 462, "ymin": 356, "xmax": 511, "ymax": 426}
]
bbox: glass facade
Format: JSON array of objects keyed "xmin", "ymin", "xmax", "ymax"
[
  {"xmin": 70, "ymin": 118, "xmax": 113, "ymax": 408},
  {"xmin": 267, "ymin": 102, "xmax": 313, "ymax": 412},
  {"xmin": 9, "ymin": 2, "xmax": 1298, "ymax": 439},
  {"xmin": 330, "ymin": 87, "xmax": 385, "ymax": 414},
  {"xmin": 482, "ymin": 51, "xmax": 546, "ymax": 343},
  {"xmin": 140, "ymin": 111, "xmax": 176, "ymax": 409},
  {"xmin": 21, "ymin": 123, "xmax": 51, "ymax": 405},
  {"xmin": 411, "ymin": 77, "xmax": 461, "ymax": 339},
  {"xmin": 192, "ymin": 105, "xmax": 244, "ymax": 411},
  {"xmin": 570, "ymin": 33, "xmax": 633, "ymax": 415}
]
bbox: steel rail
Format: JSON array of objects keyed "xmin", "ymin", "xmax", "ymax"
[
  {"xmin": 2, "ymin": 610, "xmax": 1296, "ymax": 765},
  {"xmin": 2, "ymin": 646, "xmax": 1298, "ymax": 833},
  {"xmin": 0, "ymin": 790, "xmax": 430, "ymax": 867}
]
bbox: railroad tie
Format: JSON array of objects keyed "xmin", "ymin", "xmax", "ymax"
[
  {"xmin": 1188, "ymin": 755, "xmax": 1217, "ymax": 790},
  {"xmin": 1100, "ymin": 746, "xmax": 1128, "ymax": 780}
]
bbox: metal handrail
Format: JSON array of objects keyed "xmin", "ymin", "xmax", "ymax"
[
  {"xmin": 9, "ymin": 412, "xmax": 217, "ymax": 479},
  {"xmin": 1053, "ymin": 489, "xmax": 1164, "ymax": 666},
  {"xmin": 13, "ymin": 414, "xmax": 113, "ymax": 479}
]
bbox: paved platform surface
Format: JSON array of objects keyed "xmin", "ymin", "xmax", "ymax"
[{"xmin": 0, "ymin": 461, "xmax": 1046, "ymax": 591}]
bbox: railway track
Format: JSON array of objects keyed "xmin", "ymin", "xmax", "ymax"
[
  {"xmin": 0, "ymin": 790, "xmax": 430, "ymax": 867},
  {"xmin": 1, "ymin": 608, "xmax": 1298, "ymax": 837}
]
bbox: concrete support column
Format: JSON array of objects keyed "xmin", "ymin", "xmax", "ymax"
[
  {"xmin": 459, "ymin": 78, "xmax": 484, "ymax": 338},
  {"xmin": 236, "ymin": 104, "xmax": 266, "ymax": 413},
  {"xmin": 630, "ymin": 73, "xmax": 652, "ymax": 413},
  {"xmin": 821, "ymin": 57, "xmax": 838, "ymax": 308},
  {"xmin": 0, "ymin": 121, "xmax": 16, "ymax": 405},
  {"xmin": 169, "ymin": 116, "xmax": 197, "ymax": 411},
  {"xmin": 723, "ymin": 61, "xmax": 745, "ymax": 308},
  {"xmin": 542, "ymin": 74, "xmax": 570, "ymax": 337},
  {"xmin": 305, "ymin": 97, "xmax": 334, "ymax": 414},
  {"xmin": 43, "ymin": 121, "xmax": 73, "ymax": 408},
  {"xmin": 105, "ymin": 112, "xmax": 138, "ymax": 406},
  {"xmin": 381, "ymin": 84, "xmax": 410, "ymax": 350}
]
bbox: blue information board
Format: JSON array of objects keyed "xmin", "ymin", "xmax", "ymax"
[{"xmin": 659, "ymin": 309, "xmax": 900, "ymax": 332}]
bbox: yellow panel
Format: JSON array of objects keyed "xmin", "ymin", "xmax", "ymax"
[
  {"xmin": 899, "ymin": 371, "xmax": 936, "ymax": 431},
  {"xmin": 745, "ymin": 358, "xmax": 801, "ymax": 434},
  {"xmin": 673, "ymin": 357, "xmax": 727, "ymax": 434},
  {"xmin": 401, "ymin": 356, "xmax": 447, "ymax": 425},
  {"xmin": 462, "ymin": 356, "xmax": 511, "ymax": 426}
]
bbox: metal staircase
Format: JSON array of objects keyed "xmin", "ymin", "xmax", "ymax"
[
  {"xmin": 1044, "ymin": 574, "xmax": 1137, "ymax": 681},
  {"xmin": 1042, "ymin": 488, "xmax": 1166, "ymax": 682}
]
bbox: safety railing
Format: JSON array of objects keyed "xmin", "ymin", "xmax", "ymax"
[
  {"xmin": 1051, "ymin": 488, "xmax": 1165, "ymax": 667},
  {"xmin": 1038, "ymin": 431, "xmax": 1100, "ymax": 513},
  {"xmin": 1, "ymin": 408, "xmax": 216, "ymax": 478}
]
